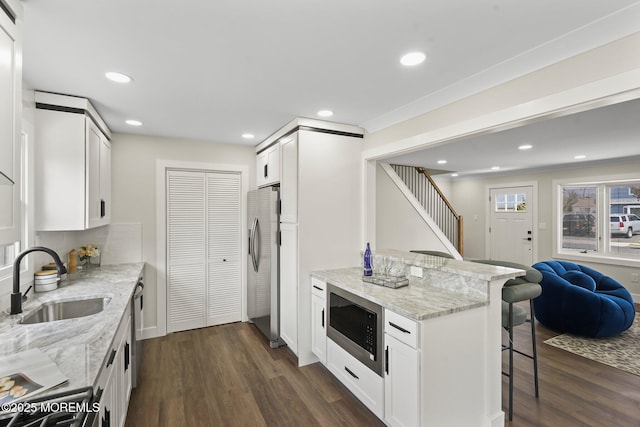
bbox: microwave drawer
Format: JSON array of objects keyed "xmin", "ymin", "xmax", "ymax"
[
  {"xmin": 327, "ymin": 339, "xmax": 384, "ymax": 418},
  {"xmin": 384, "ymin": 309, "xmax": 419, "ymax": 349}
]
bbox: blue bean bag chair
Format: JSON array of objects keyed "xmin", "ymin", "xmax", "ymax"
[{"xmin": 532, "ymin": 261, "xmax": 635, "ymax": 337}]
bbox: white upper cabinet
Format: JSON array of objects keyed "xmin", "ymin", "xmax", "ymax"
[
  {"xmin": 256, "ymin": 143, "xmax": 280, "ymax": 187},
  {"xmin": 35, "ymin": 92, "xmax": 112, "ymax": 231},
  {"xmin": 0, "ymin": 0, "xmax": 22, "ymax": 245}
]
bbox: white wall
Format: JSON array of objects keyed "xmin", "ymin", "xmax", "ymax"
[
  {"xmin": 376, "ymin": 164, "xmax": 450, "ymax": 254},
  {"xmin": 449, "ymin": 158, "xmax": 640, "ymax": 299},
  {"xmin": 109, "ymin": 133, "xmax": 255, "ymax": 336}
]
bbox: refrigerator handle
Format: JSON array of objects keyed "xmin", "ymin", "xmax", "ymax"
[
  {"xmin": 250, "ymin": 217, "xmax": 258, "ymax": 272},
  {"xmin": 253, "ymin": 218, "xmax": 261, "ymax": 272}
]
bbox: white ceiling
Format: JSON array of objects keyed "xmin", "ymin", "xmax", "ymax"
[
  {"xmin": 21, "ymin": 0, "xmax": 640, "ymax": 170},
  {"xmin": 383, "ymin": 97, "xmax": 640, "ymax": 177}
]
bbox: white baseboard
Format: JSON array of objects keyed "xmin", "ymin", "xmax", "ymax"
[{"xmin": 141, "ymin": 325, "xmax": 162, "ymax": 340}]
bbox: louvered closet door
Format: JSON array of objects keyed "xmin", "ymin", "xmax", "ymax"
[
  {"xmin": 207, "ymin": 172, "xmax": 241, "ymax": 326},
  {"xmin": 167, "ymin": 170, "xmax": 207, "ymax": 333}
]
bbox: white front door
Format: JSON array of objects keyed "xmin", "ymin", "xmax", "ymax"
[{"xmin": 489, "ymin": 185, "xmax": 534, "ymax": 265}]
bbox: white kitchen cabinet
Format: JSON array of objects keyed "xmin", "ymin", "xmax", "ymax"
[
  {"xmin": 310, "ymin": 277, "xmax": 326, "ymax": 365},
  {"xmin": 35, "ymin": 92, "xmax": 111, "ymax": 231},
  {"xmin": 0, "ymin": 0, "xmax": 22, "ymax": 246},
  {"xmin": 279, "ymin": 222, "xmax": 298, "ymax": 354},
  {"xmin": 256, "ymin": 143, "xmax": 280, "ymax": 187},
  {"xmin": 256, "ymin": 118, "xmax": 364, "ymax": 366},
  {"xmin": 97, "ymin": 301, "xmax": 132, "ymax": 427},
  {"xmin": 279, "ymin": 133, "xmax": 297, "ymax": 223},
  {"xmin": 327, "ymin": 339, "xmax": 384, "ymax": 418},
  {"xmin": 384, "ymin": 310, "xmax": 419, "ymax": 427}
]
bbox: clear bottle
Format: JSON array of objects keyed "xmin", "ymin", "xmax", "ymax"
[{"xmin": 363, "ymin": 243, "xmax": 373, "ymax": 276}]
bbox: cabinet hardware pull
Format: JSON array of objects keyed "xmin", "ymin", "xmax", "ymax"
[
  {"xmin": 385, "ymin": 346, "xmax": 389, "ymax": 375},
  {"xmin": 313, "ymin": 285, "xmax": 323, "ymax": 291},
  {"xmin": 124, "ymin": 342, "xmax": 130, "ymax": 371},
  {"xmin": 107, "ymin": 349, "xmax": 117, "ymax": 367},
  {"xmin": 264, "ymin": 164, "xmax": 268, "ymax": 178},
  {"xmin": 389, "ymin": 321, "xmax": 410, "ymax": 334},
  {"xmin": 100, "ymin": 199, "xmax": 106, "ymax": 218},
  {"xmin": 344, "ymin": 366, "xmax": 359, "ymax": 380},
  {"xmin": 321, "ymin": 308, "xmax": 324, "ymax": 328}
]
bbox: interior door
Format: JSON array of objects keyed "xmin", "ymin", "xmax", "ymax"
[
  {"xmin": 489, "ymin": 185, "xmax": 534, "ymax": 265},
  {"xmin": 166, "ymin": 170, "xmax": 241, "ymax": 333}
]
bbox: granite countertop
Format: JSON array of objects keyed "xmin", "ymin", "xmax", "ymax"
[
  {"xmin": 312, "ymin": 253, "xmax": 523, "ymax": 321},
  {"xmin": 0, "ymin": 262, "xmax": 144, "ymax": 395}
]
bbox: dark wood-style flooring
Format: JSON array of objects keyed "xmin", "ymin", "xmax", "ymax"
[{"xmin": 126, "ymin": 307, "xmax": 640, "ymax": 427}]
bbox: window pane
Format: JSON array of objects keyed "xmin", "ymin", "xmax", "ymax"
[
  {"xmin": 562, "ymin": 186, "xmax": 597, "ymax": 251},
  {"xmin": 608, "ymin": 184, "xmax": 640, "ymax": 259},
  {"xmin": 0, "ymin": 241, "xmax": 19, "ymax": 269},
  {"xmin": 494, "ymin": 193, "xmax": 527, "ymax": 212}
]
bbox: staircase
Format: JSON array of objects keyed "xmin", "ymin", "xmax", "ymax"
[{"xmin": 390, "ymin": 164, "xmax": 464, "ymax": 255}]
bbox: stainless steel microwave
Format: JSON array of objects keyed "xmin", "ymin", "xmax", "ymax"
[{"xmin": 327, "ymin": 283, "xmax": 383, "ymax": 376}]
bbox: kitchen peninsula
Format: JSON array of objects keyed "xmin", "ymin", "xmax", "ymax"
[{"xmin": 311, "ymin": 249, "xmax": 523, "ymax": 427}]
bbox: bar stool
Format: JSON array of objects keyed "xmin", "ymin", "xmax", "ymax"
[{"xmin": 473, "ymin": 260, "xmax": 542, "ymax": 421}]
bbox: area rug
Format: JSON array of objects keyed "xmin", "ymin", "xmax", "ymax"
[{"xmin": 544, "ymin": 317, "xmax": 640, "ymax": 376}]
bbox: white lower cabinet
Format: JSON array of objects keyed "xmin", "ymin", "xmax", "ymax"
[
  {"xmin": 327, "ymin": 339, "xmax": 384, "ymax": 418},
  {"xmin": 310, "ymin": 278, "xmax": 326, "ymax": 365},
  {"xmin": 96, "ymin": 304, "xmax": 132, "ymax": 427},
  {"xmin": 384, "ymin": 309, "xmax": 420, "ymax": 427}
]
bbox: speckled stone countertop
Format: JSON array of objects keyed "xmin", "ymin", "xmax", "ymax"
[
  {"xmin": 0, "ymin": 263, "xmax": 144, "ymax": 395},
  {"xmin": 312, "ymin": 250, "xmax": 523, "ymax": 321}
]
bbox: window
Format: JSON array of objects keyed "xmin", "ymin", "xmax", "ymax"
[
  {"xmin": 494, "ymin": 192, "xmax": 527, "ymax": 212},
  {"xmin": 557, "ymin": 178, "xmax": 640, "ymax": 264}
]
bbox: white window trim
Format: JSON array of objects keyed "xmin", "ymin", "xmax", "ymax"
[
  {"xmin": 553, "ymin": 173, "xmax": 640, "ymax": 268},
  {"xmin": 0, "ymin": 124, "xmax": 35, "ymax": 309}
]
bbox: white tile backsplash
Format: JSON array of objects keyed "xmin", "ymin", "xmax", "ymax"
[{"xmin": 34, "ymin": 223, "xmax": 142, "ymax": 269}]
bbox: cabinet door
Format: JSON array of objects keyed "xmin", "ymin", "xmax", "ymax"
[
  {"xmin": 99, "ymin": 135, "xmax": 111, "ymax": 224},
  {"xmin": 86, "ymin": 119, "xmax": 111, "ymax": 229},
  {"xmin": 385, "ymin": 334, "xmax": 419, "ymax": 427},
  {"xmin": 118, "ymin": 318, "xmax": 132, "ymax": 427},
  {"xmin": 266, "ymin": 144, "xmax": 280, "ymax": 184},
  {"xmin": 311, "ymin": 293, "xmax": 327, "ymax": 364},
  {"xmin": 279, "ymin": 133, "xmax": 297, "ymax": 223},
  {"xmin": 256, "ymin": 151, "xmax": 268, "ymax": 187},
  {"xmin": 279, "ymin": 222, "xmax": 298, "ymax": 354}
]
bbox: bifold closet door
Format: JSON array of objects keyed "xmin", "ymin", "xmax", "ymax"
[
  {"xmin": 166, "ymin": 170, "xmax": 241, "ymax": 333},
  {"xmin": 206, "ymin": 172, "xmax": 241, "ymax": 326}
]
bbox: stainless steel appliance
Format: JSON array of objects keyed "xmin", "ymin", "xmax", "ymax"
[
  {"xmin": 247, "ymin": 186, "xmax": 283, "ymax": 348},
  {"xmin": 327, "ymin": 283, "xmax": 383, "ymax": 376},
  {"xmin": 131, "ymin": 275, "xmax": 144, "ymax": 388}
]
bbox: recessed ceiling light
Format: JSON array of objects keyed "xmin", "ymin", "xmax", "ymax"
[
  {"xmin": 518, "ymin": 144, "xmax": 533, "ymax": 150},
  {"xmin": 242, "ymin": 133, "xmax": 255, "ymax": 139},
  {"xmin": 105, "ymin": 71, "xmax": 133, "ymax": 83},
  {"xmin": 317, "ymin": 110, "xmax": 333, "ymax": 118},
  {"xmin": 437, "ymin": 160, "xmax": 447, "ymax": 165},
  {"xmin": 451, "ymin": 173, "xmax": 459, "ymax": 177},
  {"xmin": 125, "ymin": 119, "xmax": 142, "ymax": 126},
  {"xmin": 400, "ymin": 52, "xmax": 426, "ymax": 66},
  {"xmin": 491, "ymin": 166, "xmax": 500, "ymax": 170},
  {"xmin": 574, "ymin": 155, "xmax": 586, "ymax": 160}
]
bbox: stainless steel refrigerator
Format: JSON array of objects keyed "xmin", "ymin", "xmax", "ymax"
[{"xmin": 247, "ymin": 186, "xmax": 283, "ymax": 348}]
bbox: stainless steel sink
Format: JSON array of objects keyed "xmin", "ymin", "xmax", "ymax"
[{"xmin": 19, "ymin": 297, "xmax": 111, "ymax": 324}]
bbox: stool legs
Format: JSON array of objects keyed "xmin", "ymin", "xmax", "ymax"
[{"xmin": 504, "ymin": 301, "xmax": 540, "ymax": 421}]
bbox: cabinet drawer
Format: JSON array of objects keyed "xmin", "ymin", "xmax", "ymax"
[
  {"xmin": 327, "ymin": 339, "xmax": 384, "ymax": 418},
  {"xmin": 385, "ymin": 309, "xmax": 418, "ymax": 349},
  {"xmin": 311, "ymin": 277, "xmax": 326, "ymax": 299}
]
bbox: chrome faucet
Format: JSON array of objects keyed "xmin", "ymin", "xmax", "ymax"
[{"xmin": 10, "ymin": 246, "xmax": 67, "ymax": 315}]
